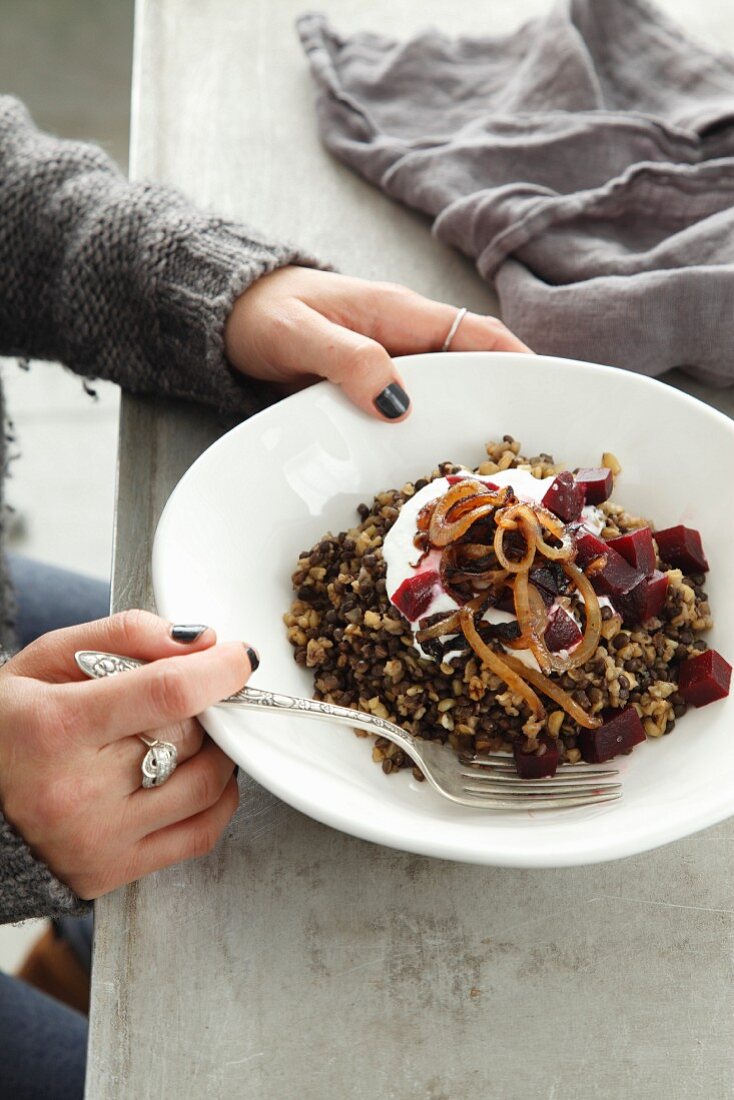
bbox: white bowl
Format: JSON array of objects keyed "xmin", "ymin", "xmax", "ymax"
[{"xmin": 152, "ymin": 353, "xmax": 734, "ymax": 867}]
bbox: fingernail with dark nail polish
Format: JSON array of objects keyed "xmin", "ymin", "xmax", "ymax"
[
  {"xmin": 233, "ymin": 765, "xmax": 240, "ymax": 780},
  {"xmin": 171, "ymin": 624, "xmax": 208, "ymax": 643},
  {"xmin": 374, "ymin": 383, "xmax": 410, "ymax": 419},
  {"xmin": 245, "ymin": 646, "xmax": 260, "ymax": 673}
]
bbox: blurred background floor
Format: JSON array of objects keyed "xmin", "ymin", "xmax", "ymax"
[
  {"xmin": 0, "ymin": 0, "xmax": 134, "ymax": 967},
  {"xmin": 1, "ymin": 0, "xmax": 133, "ymax": 580}
]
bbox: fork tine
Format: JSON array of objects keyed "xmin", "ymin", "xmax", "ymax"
[
  {"xmin": 460, "ymin": 752, "xmax": 553, "ymax": 765},
  {"xmin": 459, "ymin": 770, "xmax": 621, "ymax": 792},
  {"xmin": 459, "ymin": 789, "xmax": 622, "ymax": 810},
  {"xmin": 460, "ymin": 786, "xmax": 622, "ymax": 802},
  {"xmin": 459, "ymin": 752, "xmax": 618, "ymax": 779},
  {"xmin": 461, "ymin": 784, "xmax": 622, "ymax": 799}
]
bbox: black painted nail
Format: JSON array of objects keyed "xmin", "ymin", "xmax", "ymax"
[
  {"xmin": 374, "ymin": 383, "xmax": 410, "ymax": 419},
  {"xmin": 171, "ymin": 624, "xmax": 208, "ymax": 643},
  {"xmin": 245, "ymin": 645, "xmax": 260, "ymax": 673}
]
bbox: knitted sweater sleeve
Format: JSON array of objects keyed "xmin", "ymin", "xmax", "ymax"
[
  {"xmin": 0, "ymin": 98, "xmax": 325, "ymax": 923},
  {"xmin": 0, "ymin": 95, "xmax": 324, "ymax": 417},
  {"xmin": 0, "ymin": 815, "xmax": 91, "ymax": 923}
]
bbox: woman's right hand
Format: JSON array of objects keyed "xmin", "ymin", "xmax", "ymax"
[{"xmin": 0, "ymin": 610, "xmax": 254, "ymax": 900}]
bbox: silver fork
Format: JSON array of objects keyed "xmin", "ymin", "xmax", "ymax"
[{"xmin": 75, "ymin": 650, "xmax": 621, "ymax": 810}]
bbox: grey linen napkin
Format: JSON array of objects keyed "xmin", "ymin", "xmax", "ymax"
[{"xmin": 298, "ymin": 0, "xmax": 734, "ymax": 384}]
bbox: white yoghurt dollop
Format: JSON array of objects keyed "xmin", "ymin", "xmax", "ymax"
[{"xmin": 382, "ymin": 468, "xmax": 608, "ymax": 664}]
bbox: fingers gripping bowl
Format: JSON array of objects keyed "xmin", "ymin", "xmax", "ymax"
[{"xmin": 152, "ymin": 353, "xmax": 734, "ymax": 867}]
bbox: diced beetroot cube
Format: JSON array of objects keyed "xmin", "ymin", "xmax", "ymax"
[
  {"xmin": 445, "ymin": 474, "xmax": 498, "ymax": 488},
  {"xmin": 655, "ymin": 525, "xmax": 709, "ymax": 573},
  {"xmin": 579, "ymin": 706, "xmax": 646, "ymax": 763},
  {"xmin": 391, "ymin": 570, "xmax": 439, "ymax": 622},
  {"xmin": 607, "ymin": 528, "xmax": 656, "ymax": 576},
  {"xmin": 544, "ymin": 607, "xmax": 583, "ymax": 653},
  {"xmin": 617, "ymin": 570, "xmax": 669, "ymax": 624},
  {"xmin": 677, "ymin": 649, "xmax": 732, "ymax": 708},
  {"xmin": 514, "ymin": 736, "xmax": 559, "ymax": 779},
  {"xmin": 574, "ymin": 467, "xmax": 614, "ymax": 504},
  {"xmin": 541, "ymin": 472, "xmax": 585, "ymax": 523},
  {"xmin": 574, "ymin": 531, "xmax": 609, "ymax": 570},
  {"xmin": 575, "ymin": 532, "xmax": 643, "ymax": 605}
]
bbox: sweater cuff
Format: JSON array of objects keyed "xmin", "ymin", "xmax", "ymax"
[
  {"xmin": 0, "ymin": 812, "xmax": 90, "ymax": 924},
  {"xmin": 53, "ymin": 170, "xmax": 333, "ymax": 423},
  {"xmin": 150, "ymin": 222, "xmax": 329, "ymax": 421}
]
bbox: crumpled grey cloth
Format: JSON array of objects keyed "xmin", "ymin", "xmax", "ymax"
[{"xmin": 298, "ymin": 0, "xmax": 734, "ymax": 384}]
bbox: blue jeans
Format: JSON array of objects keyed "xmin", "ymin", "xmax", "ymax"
[{"xmin": 0, "ymin": 556, "xmax": 109, "ymax": 1099}]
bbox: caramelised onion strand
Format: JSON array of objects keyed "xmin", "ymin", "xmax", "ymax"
[
  {"xmin": 416, "ymin": 502, "xmax": 434, "ymax": 532},
  {"xmin": 459, "ymin": 607, "xmax": 546, "ymax": 721},
  {"xmin": 551, "ymin": 560, "xmax": 602, "ymax": 671},
  {"xmin": 494, "ymin": 521, "xmax": 536, "ymax": 573},
  {"xmin": 429, "ymin": 481, "xmax": 512, "ymax": 547},
  {"xmin": 495, "ymin": 502, "xmax": 539, "ymax": 531},
  {"xmin": 534, "ymin": 529, "xmax": 574, "ymax": 561},
  {"xmin": 494, "ymin": 503, "xmax": 558, "ymax": 574},
  {"xmin": 533, "ymin": 504, "xmax": 565, "ymax": 539},
  {"xmin": 441, "ymin": 544, "xmax": 509, "ymax": 590},
  {"xmin": 497, "ymin": 501, "xmax": 573, "ymax": 561},
  {"xmin": 447, "ymin": 492, "xmax": 509, "ymax": 522},
  {"xmin": 416, "ymin": 611, "xmax": 462, "ymax": 643},
  {"xmin": 409, "ymin": 547, "xmax": 431, "ymax": 570},
  {"xmin": 457, "ymin": 570, "xmax": 509, "ymax": 589},
  {"xmin": 433, "ymin": 504, "xmax": 498, "ymax": 547},
  {"xmin": 513, "ymin": 571, "xmax": 552, "ymax": 673},
  {"xmin": 430, "ymin": 480, "xmax": 484, "ymax": 521},
  {"xmin": 527, "ymin": 582, "xmax": 549, "ymax": 630},
  {"xmin": 533, "ymin": 506, "xmax": 574, "ymax": 560},
  {"xmin": 500, "ymin": 651, "xmax": 602, "ymax": 729},
  {"xmin": 453, "ymin": 543, "xmax": 496, "ymax": 563},
  {"xmin": 415, "ymin": 593, "xmax": 489, "ymax": 643}
]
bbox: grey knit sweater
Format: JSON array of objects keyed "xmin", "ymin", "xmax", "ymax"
[{"xmin": 0, "ymin": 95, "xmax": 316, "ymax": 924}]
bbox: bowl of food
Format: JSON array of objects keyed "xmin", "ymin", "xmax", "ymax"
[{"xmin": 152, "ymin": 352, "xmax": 734, "ymax": 866}]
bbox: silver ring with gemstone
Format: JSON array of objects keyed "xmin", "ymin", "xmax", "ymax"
[
  {"xmin": 441, "ymin": 306, "xmax": 468, "ymax": 352},
  {"xmin": 139, "ymin": 736, "xmax": 178, "ymax": 789}
]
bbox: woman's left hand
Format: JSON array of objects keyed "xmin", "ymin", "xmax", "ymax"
[{"xmin": 224, "ymin": 267, "xmax": 530, "ymax": 422}]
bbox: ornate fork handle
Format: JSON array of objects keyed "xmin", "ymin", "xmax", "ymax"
[
  {"xmin": 221, "ymin": 685, "xmax": 417, "ymax": 754},
  {"xmin": 74, "ymin": 650, "xmax": 418, "ymax": 757}
]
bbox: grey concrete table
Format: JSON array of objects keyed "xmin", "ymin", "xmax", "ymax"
[{"xmin": 86, "ymin": 2, "xmax": 734, "ymax": 1096}]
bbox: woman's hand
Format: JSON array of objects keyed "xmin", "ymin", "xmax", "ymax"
[
  {"xmin": 224, "ymin": 267, "xmax": 529, "ymax": 421},
  {"xmin": 0, "ymin": 611, "xmax": 254, "ymax": 900}
]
